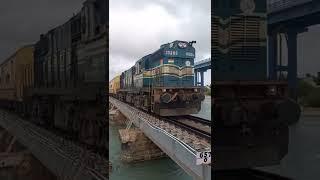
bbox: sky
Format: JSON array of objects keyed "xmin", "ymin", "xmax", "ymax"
[
  {"xmin": 0, "ymin": 0, "xmax": 83, "ymax": 62},
  {"xmin": 297, "ymin": 25, "xmax": 320, "ymax": 77},
  {"xmin": 109, "ymin": 0, "xmax": 211, "ymax": 85}
]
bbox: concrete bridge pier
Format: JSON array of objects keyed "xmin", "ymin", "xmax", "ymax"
[
  {"xmin": 0, "ymin": 127, "xmax": 56, "ymax": 180},
  {"xmin": 110, "ymin": 108, "xmax": 166, "ymax": 163},
  {"xmin": 195, "ymin": 70, "xmax": 206, "ymax": 87},
  {"xmin": 194, "ymin": 58, "xmax": 211, "ymax": 87}
]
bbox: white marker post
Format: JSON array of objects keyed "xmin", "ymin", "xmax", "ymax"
[{"xmin": 196, "ymin": 151, "xmax": 211, "ymax": 165}]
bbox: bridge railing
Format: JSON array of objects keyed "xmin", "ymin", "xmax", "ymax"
[{"xmin": 268, "ymin": 0, "xmax": 312, "ymax": 13}]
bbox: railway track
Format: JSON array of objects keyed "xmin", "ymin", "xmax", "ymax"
[
  {"xmin": 111, "ymin": 96, "xmax": 212, "ymax": 141},
  {"xmin": 163, "ymin": 115, "xmax": 211, "ymax": 141},
  {"xmin": 0, "ymin": 109, "xmax": 108, "ymax": 180},
  {"xmin": 110, "ymin": 96, "xmax": 211, "ymax": 151}
]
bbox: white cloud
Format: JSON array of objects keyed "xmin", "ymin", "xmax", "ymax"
[{"xmin": 109, "ymin": 0, "xmax": 211, "ymax": 83}]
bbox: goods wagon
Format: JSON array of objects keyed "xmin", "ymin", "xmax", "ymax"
[
  {"xmin": 0, "ymin": 0, "xmax": 107, "ymax": 153},
  {"xmin": 213, "ymin": 0, "xmax": 300, "ymax": 170},
  {"xmin": 0, "ymin": 45, "xmax": 34, "ymax": 111},
  {"xmin": 115, "ymin": 40, "xmax": 205, "ymax": 116},
  {"xmin": 109, "ymin": 75, "xmax": 120, "ymax": 96}
]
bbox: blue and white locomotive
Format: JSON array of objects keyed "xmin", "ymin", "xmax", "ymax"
[{"xmin": 117, "ymin": 40, "xmax": 205, "ymax": 116}]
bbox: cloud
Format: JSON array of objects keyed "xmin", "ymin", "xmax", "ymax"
[
  {"xmin": 0, "ymin": 0, "xmax": 83, "ymax": 62},
  {"xmin": 109, "ymin": 0, "xmax": 211, "ymax": 84}
]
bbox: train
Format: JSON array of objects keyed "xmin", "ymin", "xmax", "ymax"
[
  {"xmin": 0, "ymin": 0, "xmax": 107, "ymax": 153},
  {"xmin": 109, "ymin": 40, "xmax": 206, "ymax": 116},
  {"xmin": 213, "ymin": 0, "xmax": 301, "ymax": 169}
]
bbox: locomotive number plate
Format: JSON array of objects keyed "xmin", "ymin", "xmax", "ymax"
[
  {"xmin": 196, "ymin": 151, "xmax": 211, "ymax": 165},
  {"xmin": 165, "ymin": 50, "xmax": 178, "ymax": 56}
]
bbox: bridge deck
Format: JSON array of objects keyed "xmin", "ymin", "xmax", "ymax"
[
  {"xmin": 109, "ymin": 97, "xmax": 211, "ymax": 180},
  {"xmin": 0, "ymin": 109, "xmax": 108, "ymax": 180},
  {"xmin": 268, "ymin": 0, "xmax": 312, "ymax": 13},
  {"xmin": 268, "ymin": 0, "xmax": 320, "ymax": 25},
  {"xmin": 194, "ymin": 58, "xmax": 211, "ymax": 71}
]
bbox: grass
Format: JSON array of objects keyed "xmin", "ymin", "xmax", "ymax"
[
  {"xmin": 204, "ymin": 85, "xmax": 211, "ymax": 96},
  {"xmin": 298, "ymin": 80, "xmax": 320, "ymax": 107}
]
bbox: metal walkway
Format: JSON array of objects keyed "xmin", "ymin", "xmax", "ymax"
[
  {"xmin": 0, "ymin": 109, "xmax": 108, "ymax": 180},
  {"xmin": 109, "ymin": 97, "xmax": 211, "ymax": 180}
]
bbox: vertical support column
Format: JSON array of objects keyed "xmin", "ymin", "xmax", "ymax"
[
  {"xmin": 268, "ymin": 32, "xmax": 278, "ymax": 80},
  {"xmin": 287, "ymin": 29, "xmax": 298, "ymax": 100},
  {"xmin": 200, "ymin": 71, "xmax": 204, "ymax": 87},
  {"xmin": 195, "ymin": 70, "xmax": 198, "ymax": 86}
]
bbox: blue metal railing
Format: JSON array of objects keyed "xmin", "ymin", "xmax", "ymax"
[{"xmin": 268, "ymin": 0, "xmax": 312, "ymax": 13}]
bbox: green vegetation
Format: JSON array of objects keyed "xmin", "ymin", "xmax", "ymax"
[
  {"xmin": 204, "ymin": 84, "xmax": 211, "ymax": 96},
  {"xmin": 298, "ymin": 80, "xmax": 320, "ymax": 107}
]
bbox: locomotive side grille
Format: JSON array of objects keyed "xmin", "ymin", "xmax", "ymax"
[
  {"xmin": 212, "ymin": 16, "xmax": 220, "ymax": 60},
  {"xmin": 230, "ymin": 15, "xmax": 261, "ymax": 61},
  {"xmin": 213, "ymin": 15, "xmax": 265, "ymax": 61}
]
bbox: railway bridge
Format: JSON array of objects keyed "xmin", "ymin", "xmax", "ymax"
[
  {"xmin": 268, "ymin": 0, "xmax": 320, "ymax": 99},
  {"xmin": 194, "ymin": 58, "xmax": 211, "ymax": 87},
  {"xmin": 109, "ymin": 97, "xmax": 211, "ymax": 180}
]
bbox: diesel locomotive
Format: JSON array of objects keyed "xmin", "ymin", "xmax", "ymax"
[
  {"xmin": 0, "ymin": 0, "xmax": 107, "ymax": 152},
  {"xmin": 109, "ymin": 40, "xmax": 205, "ymax": 116},
  {"xmin": 213, "ymin": 0, "xmax": 301, "ymax": 169}
]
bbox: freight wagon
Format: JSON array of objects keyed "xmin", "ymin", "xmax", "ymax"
[
  {"xmin": 114, "ymin": 40, "xmax": 205, "ymax": 116},
  {"xmin": 109, "ymin": 75, "xmax": 120, "ymax": 96},
  {"xmin": 0, "ymin": 0, "xmax": 108, "ymax": 153},
  {"xmin": 213, "ymin": 0, "xmax": 300, "ymax": 169},
  {"xmin": 0, "ymin": 45, "xmax": 34, "ymax": 112}
]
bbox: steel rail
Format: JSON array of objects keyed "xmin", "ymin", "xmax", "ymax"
[
  {"xmin": 181, "ymin": 115, "xmax": 211, "ymax": 126},
  {"xmin": 162, "ymin": 116, "xmax": 211, "ymax": 141},
  {"xmin": 0, "ymin": 110, "xmax": 108, "ymax": 180}
]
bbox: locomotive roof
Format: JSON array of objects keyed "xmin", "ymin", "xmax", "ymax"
[
  {"xmin": 160, "ymin": 40, "xmax": 189, "ymax": 48},
  {"xmin": 120, "ymin": 40, "xmax": 194, "ymax": 76},
  {"xmin": 137, "ymin": 54, "xmax": 152, "ymax": 63}
]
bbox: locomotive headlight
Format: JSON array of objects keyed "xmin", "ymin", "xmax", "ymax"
[
  {"xmin": 267, "ymin": 86, "xmax": 277, "ymax": 96},
  {"xmin": 194, "ymin": 88, "xmax": 198, "ymax": 92},
  {"xmin": 178, "ymin": 42, "xmax": 187, "ymax": 48}
]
